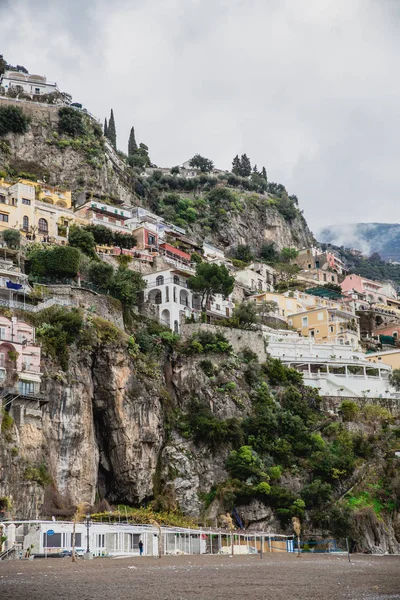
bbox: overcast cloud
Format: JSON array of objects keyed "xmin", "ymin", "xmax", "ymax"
[{"xmin": 1, "ymin": 0, "xmax": 400, "ymax": 234}]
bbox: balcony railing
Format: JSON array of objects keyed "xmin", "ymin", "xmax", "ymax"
[{"xmin": 146, "ymin": 278, "xmax": 190, "ymax": 289}]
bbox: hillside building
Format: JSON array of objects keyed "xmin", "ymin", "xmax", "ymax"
[
  {"xmin": 288, "ymin": 306, "xmax": 359, "ymax": 348},
  {"xmin": 0, "ymin": 180, "xmax": 75, "ymax": 243},
  {"xmin": 0, "ymin": 71, "xmax": 58, "ymax": 96},
  {"xmin": 366, "ymin": 348, "xmax": 400, "ymax": 370},
  {"xmin": 266, "ymin": 328, "xmax": 395, "ymax": 399},
  {"xmin": 341, "ymin": 274, "xmax": 397, "ymax": 304},
  {"xmin": 234, "ymin": 263, "xmax": 276, "ymax": 294},
  {"xmin": 143, "ymin": 268, "xmax": 233, "ymax": 332}
]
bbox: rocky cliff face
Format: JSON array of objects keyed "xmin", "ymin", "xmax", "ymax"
[
  {"xmin": 0, "ymin": 98, "xmax": 135, "ymax": 204},
  {"xmin": 0, "ymin": 98, "xmax": 314, "ymax": 252},
  {"xmin": 1, "ymin": 327, "xmax": 400, "ymax": 554}
]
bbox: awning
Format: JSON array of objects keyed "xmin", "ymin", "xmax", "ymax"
[{"xmin": 18, "ymin": 373, "xmax": 41, "ymax": 382}]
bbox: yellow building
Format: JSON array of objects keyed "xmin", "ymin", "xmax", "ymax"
[
  {"xmin": 252, "ymin": 290, "xmax": 353, "ymax": 320},
  {"xmin": 18, "ymin": 180, "xmax": 72, "ymax": 208},
  {"xmin": 0, "ymin": 179, "xmax": 78, "ymax": 242},
  {"xmin": 288, "ymin": 306, "xmax": 359, "ymax": 348},
  {"xmin": 366, "ymin": 349, "xmax": 400, "ymax": 370}
]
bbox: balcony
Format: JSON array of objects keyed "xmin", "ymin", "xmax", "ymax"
[{"xmin": 0, "ymin": 332, "xmax": 34, "ymax": 344}]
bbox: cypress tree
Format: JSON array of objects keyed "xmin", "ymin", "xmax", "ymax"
[
  {"xmin": 107, "ymin": 109, "xmax": 117, "ymax": 149},
  {"xmin": 261, "ymin": 166, "xmax": 267, "ymax": 181},
  {"xmin": 232, "ymin": 155, "xmax": 241, "ymax": 175},
  {"xmin": 240, "ymin": 154, "xmax": 252, "ymax": 177},
  {"xmin": 128, "ymin": 126, "xmax": 138, "ymax": 157},
  {"xmin": 253, "ymin": 164, "xmax": 259, "ymax": 174},
  {"xmin": 103, "ymin": 117, "xmax": 108, "ymax": 137}
]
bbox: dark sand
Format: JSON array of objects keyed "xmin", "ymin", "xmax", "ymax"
[{"xmin": 1, "ymin": 553, "xmax": 400, "ymax": 600}]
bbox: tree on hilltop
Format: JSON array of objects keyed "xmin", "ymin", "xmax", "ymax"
[
  {"xmin": 188, "ymin": 154, "xmax": 214, "ymax": 173},
  {"xmin": 240, "ymin": 154, "xmax": 252, "ymax": 177},
  {"xmin": 103, "ymin": 117, "xmax": 108, "ymax": 137},
  {"xmin": 232, "ymin": 155, "xmax": 241, "ymax": 175},
  {"xmin": 128, "ymin": 126, "xmax": 138, "ymax": 157},
  {"xmin": 107, "ymin": 109, "xmax": 117, "ymax": 149},
  {"xmin": 261, "ymin": 166, "xmax": 267, "ymax": 181}
]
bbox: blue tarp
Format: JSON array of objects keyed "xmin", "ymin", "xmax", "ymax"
[{"xmin": 6, "ymin": 281, "xmax": 22, "ymax": 290}]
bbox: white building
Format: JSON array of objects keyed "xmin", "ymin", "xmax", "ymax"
[
  {"xmin": 1, "ymin": 520, "xmax": 287, "ymax": 558},
  {"xmin": 234, "ymin": 263, "xmax": 276, "ymax": 294},
  {"xmin": 143, "ymin": 268, "xmax": 234, "ymax": 333},
  {"xmin": 265, "ymin": 328, "xmax": 397, "ymax": 400},
  {"xmin": 0, "ymin": 71, "xmax": 58, "ymax": 96}
]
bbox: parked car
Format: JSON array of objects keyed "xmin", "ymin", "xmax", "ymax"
[
  {"xmin": 74, "ymin": 548, "xmax": 85, "ymax": 557},
  {"xmin": 60, "ymin": 550, "xmax": 72, "ymax": 557}
]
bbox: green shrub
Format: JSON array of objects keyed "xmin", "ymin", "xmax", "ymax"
[
  {"xmin": 1, "ymin": 409, "xmax": 13, "ymax": 433},
  {"xmin": 68, "ymin": 225, "xmax": 96, "ymax": 257},
  {"xmin": 23, "ymin": 463, "xmax": 52, "ymax": 486},
  {"xmin": 58, "ymin": 107, "xmax": 85, "ymax": 137},
  {"xmin": 29, "ymin": 245, "xmax": 81, "ymax": 279},
  {"xmin": 2, "ymin": 229, "xmax": 20, "ymax": 249},
  {"xmin": 226, "ymin": 445, "xmax": 267, "ymax": 481},
  {"xmin": 88, "ymin": 261, "xmax": 114, "ymax": 289},
  {"xmin": 183, "ymin": 331, "xmax": 232, "ymax": 355},
  {"xmin": 301, "ymin": 479, "xmax": 332, "ymax": 508},
  {"xmin": 180, "ymin": 399, "xmax": 243, "ymax": 450},
  {"xmin": 199, "ymin": 359, "xmax": 214, "ymax": 377},
  {"xmin": 340, "ymin": 400, "xmax": 359, "ymax": 422},
  {"xmin": 109, "ymin": 268, "xmax": 145, "ymax": 306},
  {"xmin": 0, "ymin": 105, "xmax": 29, "ymax": 137}
]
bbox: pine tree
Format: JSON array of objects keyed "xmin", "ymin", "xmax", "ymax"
[
  {"xmin": 103, "ymin": 118, "xmax": 108, "ymax": 137},
  {"xmin": 128, "ymin": 126, "xmax": 138, "ymax": 157},
  {"xmin": 107, "ymin": 109, "xmax": 117, "ymax": 149},
  {"xmin": 253, "ymin": 164, "xmax": 258, "ymax": 174},
  {"xmin": 261, "ymin": 166, "xmax": 267, "ymax": 181},
  {"xmin": 232, "ymin": 155, "xmax": 241, "ymax": 175},
  {"xmin": 240, "ymin": 154, "xmax": 252, "ymax": 177}
]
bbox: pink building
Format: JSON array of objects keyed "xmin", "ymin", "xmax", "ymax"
[
  {"xmin": 341, "ymin": 274, "xmax": 387, "ymax": 305},
  {"xmin": 0, "ymin": 316, "xmax": 42, "ymax": 398}
]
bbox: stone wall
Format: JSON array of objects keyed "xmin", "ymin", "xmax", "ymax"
[
  {"xmin": 43, "ymin": 285, "xmax": 124, "ymax": 329},
  {"xmin": 321, "ymin": 395, "xmax": 400, "ymax": 417},
  {"xmin": 180, "ymin": 322, "xmax": 267, "ymax": 361}
]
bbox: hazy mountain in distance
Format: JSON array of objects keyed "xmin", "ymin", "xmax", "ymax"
[{"xmin": 318, "ymin": 223, "xmax": 400, "ymax": 261}]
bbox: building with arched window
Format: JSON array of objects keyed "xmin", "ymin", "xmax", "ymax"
[
  {"xmin": 143, "ymin": 269, "xmax": 234, "ymax": 333},
  {"xmin": 0, "ymin": 179, "xmax": 76, "ymax": 243}
]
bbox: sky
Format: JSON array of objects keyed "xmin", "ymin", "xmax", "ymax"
[{"xmin": 1, "ymin": 0, "xmax": 400, "ymax": 235}]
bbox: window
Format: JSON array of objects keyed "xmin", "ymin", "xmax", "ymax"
[
  {"xmin": 0, "ymin": 327, "xmax": 6, "ymax": 340},
  {"xmin": 317, "ymin": 312, "xmax": 324, "ymax": 321},
  {"xmin": 302, "ymin": 317, "xmax": 308, "ymax": 327},
  {"xmin": 174, "ymin": 320, "xmax": 179, "ymax": 333},
  {"xmin": 23, "ymin": 216, "xmax": 29, "ymax": 230},
  {"xmin": 0, "ymin": 195, "xmax": 6, "ymax": 204},
  {"xmin": 331, "ymin": 276, "xmax": 335, "ymax": 282},
  {"xmin": 43, "ymin": 533, "xmax": 62, "ymax": 548},
  {"xmin": 216, "ymin": 304, "xmax": 221, "ymax": 311},
  {"xmin": 330, "ymin": 326, "xmax": 334, "ymax": 333},
  {"xmin": 310, "ymin": 330, "xmax": 315, "ymax": 337},
  {"xmin": 173, "ymin": 275, "xmax": 180, "ymax": 284},
  {"xmin": 19, "ymin": 381, "xmax": 34, "ymax": 395},
  {"xmin": 0, "ymin": 353, "xmax": 4, "ymax": 367},
  {"xmin": 96, "ymin": 534, "xmax": 105, "ymax": 548},
  {"xmin": 0, "ymin": 213, "xmax": 9, "ymax": 222},
  {"xmin": 35, "ymin": 88, "xmax": 40, "ymax": 94},
  {"xmin": 148, "ymin": 235, "xmax": 156, "ymax": 246},
  {"xmin": 22, "ymin": 198, "xmax": 31, "ymax": 205},
  {"xmin": 173, "ymin": 287, "xmax": 177, "ymax": 302},
  {"xmin": 156, "ymin": 275, "xmax": 164, "ymax": 286},
  {"xmin": 38, "ymin": 218, "xmax": 48, "ymax": 233},
  {"xmin": 165, "ymin": 286, "xmax": 169, "ymax": 302}
]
